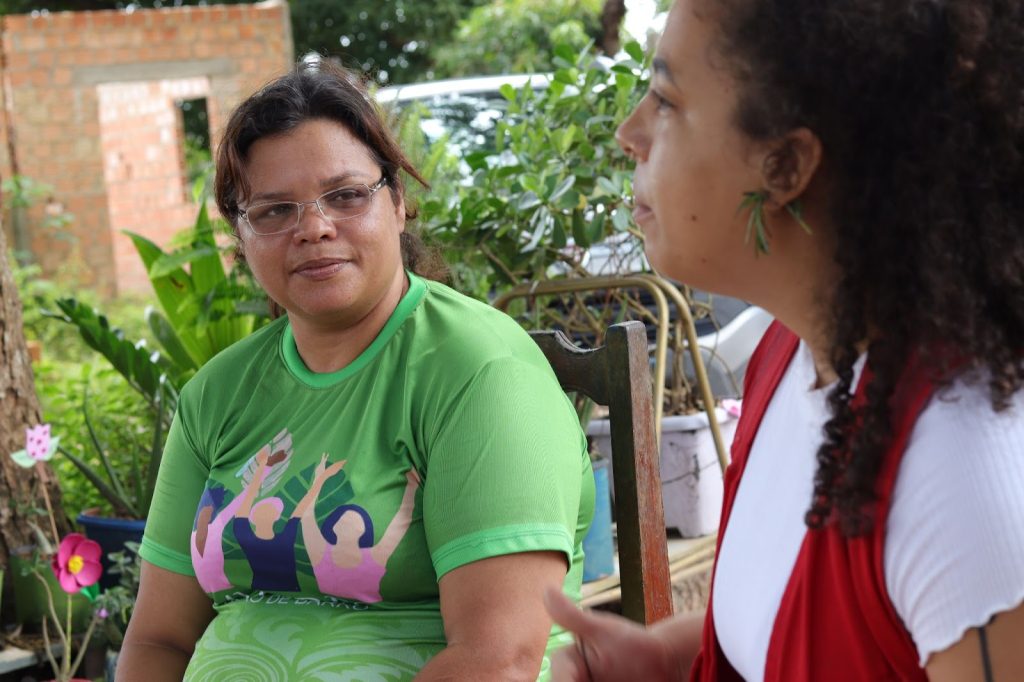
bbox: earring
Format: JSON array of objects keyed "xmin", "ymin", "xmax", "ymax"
[{"xmin": 737, "ymin": 191, "xmax": 813, "ymax": 256}]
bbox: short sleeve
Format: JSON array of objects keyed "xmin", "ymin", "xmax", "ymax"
[
  {"xmin": 421, "ymin": 358, "xmax": 592, "ymax": 580},
  {"xmin": 885, "ymin": 380, "xmax": 1024, "ymax": 665},
  {"xmin": 138, "ymin": 398, "xmax": 209, "ymax": 576}
]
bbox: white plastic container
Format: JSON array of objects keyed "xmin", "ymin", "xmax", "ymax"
[{"xmin": 587, "ymin": 408, "xmax": 738, "ymax": 537}]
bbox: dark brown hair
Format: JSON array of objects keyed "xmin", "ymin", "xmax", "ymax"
[
  {"xmin": 214, "ymin": 58, "xmax": 449, "ymax": 303},
  {"xmin": 706, "ymin": 0, "xmax": 1024, "ymax": 534}
]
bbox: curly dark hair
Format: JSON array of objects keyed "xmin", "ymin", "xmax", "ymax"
[
  {"xmin": 214, "ymin": 59, "xmax": 448, "ymax": 311},
  {"xmin": 705, "ymin": 0, "xmax": 1024, "ymax": 534}
]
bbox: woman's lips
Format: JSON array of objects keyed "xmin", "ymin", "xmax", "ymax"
[
  {"xmin": 293, "ymin": 259, "xmax": 349, "ymax": 280},
  {"xmin": 632, "ymin": 202, "xmax": 654, "ymax": 225}
]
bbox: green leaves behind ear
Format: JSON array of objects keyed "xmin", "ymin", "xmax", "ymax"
[
  {"xmin": 785, "ymin": 199, "xmax": 813, "ymax": 235},
  {"xmin": 739, "ymin": 191, "xmax": 771, "ymax": 256},
  {"xmin": 738, "ymin": 192, "xmax": 814, "ymax": 256}
]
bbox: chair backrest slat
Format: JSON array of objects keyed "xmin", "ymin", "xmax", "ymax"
[{"xmin": 530, "ymin": 321, "xmax": 673, "ymax": 624}]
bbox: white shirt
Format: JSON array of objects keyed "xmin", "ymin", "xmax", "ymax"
[{"xmin": 713, "ymin": 342, "xmax": 1024, "ymax": 680}]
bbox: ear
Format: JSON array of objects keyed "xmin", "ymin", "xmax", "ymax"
[
  {"xmin": 758, "ymin": 127, "xmax": 822, "ymax": 210},
  {"xmin": 394, "ymin": 190, "xmax": 407, "ymax": 234},
  {"xmin": 232, "ymin": 227, "xmax": 246, "ymax": 262}
]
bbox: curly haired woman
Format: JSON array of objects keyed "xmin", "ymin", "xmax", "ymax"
[{"xmin": 547, "ymin": 0, "xmax": 1024, "ymax": 680}]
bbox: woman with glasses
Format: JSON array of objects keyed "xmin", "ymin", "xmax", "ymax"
[
  {"xmin": 547, "ymin": 0, "xmax": 1024, "ymax": 680},
  {"xmin": 117, "ymin": 61, "xmax": 594, "ymax": 681}
]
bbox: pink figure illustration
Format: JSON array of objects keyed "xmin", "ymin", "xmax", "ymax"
[
  {"xmin": 301, "ymin": 459, "xmax": 420, "ymax": 603},
  {"xmin": 191, "ymin": 444, "xmax": 284, "ymax": 593}
]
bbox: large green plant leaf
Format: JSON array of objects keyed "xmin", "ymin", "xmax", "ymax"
[
  {"xmin": 126, "ymin": 231, "xmax": 209, "ymax": 367},
  {"xmin": 47, "ymin": 299, "xmax": 179, "ymax": 413},
  {"xmin": 126, "ymin": 204, "xmax": 263, "ymax": 371},
  {"xmin": 145, "ymin": 306, "xmax": 197, "ymax": 377}
]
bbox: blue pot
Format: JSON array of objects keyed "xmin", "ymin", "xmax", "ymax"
[
  {"xmin": 582, "ymin": 459, "xmax": 615, "ymax": 582},
  {"xmin": 76, "ymin": 512, "xmax": 145, "ymax": 590}
]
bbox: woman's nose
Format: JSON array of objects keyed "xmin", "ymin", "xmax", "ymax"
[
  {"xmin": 293, "ymin": 203, "xmax": 338, "ymax": 242},
  {"xmin": 616, "ymin": 107, "xmax": 648, "ymax": 161}
]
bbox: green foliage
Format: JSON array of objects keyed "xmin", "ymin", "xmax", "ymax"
[
  {"xmin": 433, "ymin": 0, "xmax": 604, "ymax": 77},
  {"xmin": 127, "ymin": 203, "xmax": 267, "ymax": 382},
  {"xmin": 36, "ymin": 202, "xmax": 266, "ymax": 518},
  {"xmin": 292, "ymin": 0, "xmax": 487, "ymax": 84},
  {"xmin": 12, "ymin": 253, "xmax": 167, "ymax": 517},
  {"xmin": 419, "ymin": 41, "xmax": 650, "ymax": 299},
  {"xmin": 95, "ymin": 541, "xmax": 142, "ymax": 650},
  {"xmin": 43, "ymin": 300, "xmax": 175, "ymax": 518},
  {"xmin": 8, "ymin": 256, "xmax": 99, "ymax": 361},
  {"xmin": 34, "ymin": 360, "xmax": 156, "ymax": 518}
]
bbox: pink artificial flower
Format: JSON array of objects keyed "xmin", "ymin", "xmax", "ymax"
[
  {"xmin": 26, "ymin": 424, "xmax": 53, "ymax": 461},
  {"xmin": 51, "ymin": 533, "xmax": 103, "ymax": 594},
  {"xmin": 721, "ymin": 399, "xmax": 743, "ymax": 419}
]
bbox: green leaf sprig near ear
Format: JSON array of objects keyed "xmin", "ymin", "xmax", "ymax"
[
  {"xmin": 786, "ymin": 199, "xmax": 813, "ymax": 235},
  {"xmin": 739, "ymin": 190, "xmax": 771, "ymax": 255},
  {"xmin": 738, "ymin": 191, "xmax": 813, "ymax": 256}
]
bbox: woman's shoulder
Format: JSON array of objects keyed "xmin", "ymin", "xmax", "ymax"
[
  {"xmin": 181, "ymin": 316, "xmax": 288, "ymax": 393},
  {"xmin": 885, "ymin": 375, "xmax": 1024, "ymax": 664},
  {"xmin": 413, "ymin": 279, "xmax": 541, "ymax": 362}
]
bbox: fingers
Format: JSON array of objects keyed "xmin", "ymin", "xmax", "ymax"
[
  {"xmin": 550, "ymin": 641, "xmax": 589, "ymax": 682},
  {"xmin": 544, "ymin": 587, "xmax": 607, "ymax": 639}
]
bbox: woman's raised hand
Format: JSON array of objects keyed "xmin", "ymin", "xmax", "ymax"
[{"xmin": 314, "ymin": 453, "xmax": 346, "ymax": 481}]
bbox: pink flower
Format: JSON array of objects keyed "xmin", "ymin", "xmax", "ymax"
[
  {"xmin": 26, "ymin": 424, "xmax": 51, "ymax": 460},
  {"xmin": 10, "ymin": 424, "xmax": 59, "ymax": 468},
  {"xmin": 51, "ymin": 533, "xmax": 103, "ymax": 594},
  {"xmin": 721, "ymin": 399, "xmax": 743, "ymax": 419}
]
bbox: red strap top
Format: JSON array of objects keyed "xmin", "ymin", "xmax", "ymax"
[{"xmin": 690, "ymin": 322, "xmax": 932, "ymax": 682}]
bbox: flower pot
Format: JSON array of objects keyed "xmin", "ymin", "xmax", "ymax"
[
  {"xmin": 587, "ymin": 408, "xmax": 739, "ymax": 538},
  {"xmin": 76, "ymin": 512, "xmax": 145, "ymax": 590},
  {"xmin": 105, "ymin": 647, "xmax": 119, "ymax": 682},
  {"xmin": 9, "ymin": 547, "xmax": 92, "ymax": 631},
  {"xmin": 581, "ymin": 458, "xmax": 615, "ymax": 582}
]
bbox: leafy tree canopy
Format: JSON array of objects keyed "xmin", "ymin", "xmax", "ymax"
[
  {"xmin": 292, "ymin": 0, "xmax": 488, "ymax": 84},
  {"xmin": 433, "ymin": 0, "xmax": 604, "ymax": 78}
]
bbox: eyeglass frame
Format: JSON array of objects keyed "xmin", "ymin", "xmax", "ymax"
[{"xmin": 238, "ymin": 176, "xmax": 389, "ymax": 236}]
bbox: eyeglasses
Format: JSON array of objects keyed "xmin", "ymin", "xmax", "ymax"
[{"xmin": 240, "ymin": 177, "xmax": 388, "ymax": 236}]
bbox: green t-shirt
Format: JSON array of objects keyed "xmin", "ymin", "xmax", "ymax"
[{"xmin": 140, "ymin": 273, "xmax": 595, "ymax": 681}]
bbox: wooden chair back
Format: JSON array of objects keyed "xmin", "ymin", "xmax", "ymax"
[{"xmin": 529, "ymin": 321, "xmax": 674, "ymax": 624}]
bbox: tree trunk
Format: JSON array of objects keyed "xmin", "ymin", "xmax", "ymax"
[
  {"xmin": 599, "ymin": 0, "xmax": 628, "ymax": 56},
  {"xmin": 0, "ymin": 213, "xmax": 69, "ymax": 572}
]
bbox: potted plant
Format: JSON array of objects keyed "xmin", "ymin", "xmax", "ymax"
[
  {"xmin": 415, "ymin": 42, "xmax": 736, "ymax": 537},
  {"xmin": 42, "ymin": 198, "xmax": 267, "ymax": 581},
  {"xmin": 94, "ymin": 541, "xmax": 141, "ymax": 682}
]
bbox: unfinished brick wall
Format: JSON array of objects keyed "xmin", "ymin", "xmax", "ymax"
[{"xmin": 0, "ymin": 1, "xmax": 293, "ymax": 296}]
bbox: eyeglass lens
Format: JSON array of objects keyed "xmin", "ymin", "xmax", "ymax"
[{"xmin": 246, "ymin": 184, "xmax": 375, "ymax": 234}]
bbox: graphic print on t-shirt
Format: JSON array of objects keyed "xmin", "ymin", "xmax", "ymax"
[{"xmin": 190, "ymin": 427, "xmax": 419, "ymax": 604}]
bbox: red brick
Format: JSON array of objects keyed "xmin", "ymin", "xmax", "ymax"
[
  {"xmin": 90, "ymin": 12, "xmax": 114, "ymax": 28},
  {"xmin": 20, "ymin": 33, "xmax": 44, "ymax": 51},
  {"xmin": 4, "ymin": 15, "xmax": 29, "ymax": 31},
  {"xmin": 52, "ymin": 69, "xmax": 72, "ymax": 86}
]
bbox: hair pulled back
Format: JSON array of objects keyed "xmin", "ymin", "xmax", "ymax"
[{"xmin": 215, "ymin": 59, "xmax": 448, "ymax": 295}]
